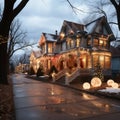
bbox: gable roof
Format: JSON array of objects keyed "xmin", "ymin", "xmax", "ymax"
[
  {"xmin": 85, "ymin": 16, "xmax": 115, "ymax": 41},
  {"xmin": 85, "ymin": 16, "xmax": 113, "ymax": 34},
  {"xmin": 60, "ymin": 20, "xmax": 84, "ymax": 35},
  {"xmin": 39, "ymin": 32, "xmax": 58, "ymax": 45},
  {"xmin": 43, "ymin": 32, "xmax": 58, "ymax": 42}
]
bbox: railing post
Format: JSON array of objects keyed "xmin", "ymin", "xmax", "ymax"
[
  {"xmin": 65, "ymin": 72, "xmax": 70, "ymax": 85},
  {"xmin": 52, "ymin": 72, "xmax": 56, "ymax": 82}
]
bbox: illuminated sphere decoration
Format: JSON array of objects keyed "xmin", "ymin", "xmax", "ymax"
[
  {"xmin": 83, "ymin": 82, "xmax": 91, "ymax": 90},
  {"xmin": 91, "ymin": 77, "xmax": 102, "ymax": 87},
  {"xmin": 107, "ymin": 79, "xmax": 114, "ymax": 87},
  {"xmin": 111, "ymin": 82, "xmax": 119, "ymax": 89}
]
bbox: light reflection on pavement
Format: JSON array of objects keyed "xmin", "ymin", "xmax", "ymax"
[{"xmin": 12, "ymin": 74, "xmax": 120, "ymax": 120}]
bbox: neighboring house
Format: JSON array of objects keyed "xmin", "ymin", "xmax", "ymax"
[
  {"xmin": 15, "ymin": 63, "xmax": 29, "ymax": 73},
  {"xmin": 30, "ymin": 16, "xmax": 115, "ymax": 78},
  {"xmin": 110, "ymin": 45, "xmax": 120, "ymax": 76},
  {"xmin": 30, "ymin": 49, "xmax": 42, "ymax": 73}
]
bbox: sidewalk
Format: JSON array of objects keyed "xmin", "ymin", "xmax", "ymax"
[{"xmin": 13, "ymin": 74, "xmax": 120, "ymax": 120}]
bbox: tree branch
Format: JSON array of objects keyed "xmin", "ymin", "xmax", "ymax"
[
  {"xmin": 12, "ymin": 0, "xmax": 29, "ymax": 18},
  {"xmin": 66, "ymin": 0, "xmax": 85, "ymax": 14},
  {"xmin": 110, "ymin": 0, "xmax": 118, "ymax": 8}
]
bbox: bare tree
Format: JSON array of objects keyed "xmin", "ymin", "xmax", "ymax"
[
  {"xmin": 66, "ymin": 0, "xmax": 120, "ymax": 31},
  {"xmin": 0, "ymin": 0, "xmax": 29, "ymax": 84},
  {"xmin": 7, "ymin": 19, "xmax": 35, "ymax": 60},
  {"xmin": 19, "ymin": 53, "xmax": 30, "ymax": 64},
  {"xmin": 110, "ymin": 0, "xmax": 120, "ymax": 30}
]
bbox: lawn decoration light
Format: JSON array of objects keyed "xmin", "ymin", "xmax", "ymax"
[
  {"xmin": 111, "ymin": 82, "xmax": 119, "ymax": 89},
  {"xmin": 83, "ymin": 82, "xmax": 91, "ymax": 90},
  {"xmin": 91, "ymin": 77, "xmax": 102, "ymax": 87},
  {"xmin": 107, "ymin": 79, "xmax": 114, "ymax": 87}
]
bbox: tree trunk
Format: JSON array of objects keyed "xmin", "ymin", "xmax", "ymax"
[
  {"xmin": 0, "ymin": 20, "xmax": 11, "ymax": 84},
  {"xmin": 0, "ymin": 43, "xmax": 8, "ymax": 84},
  {"xmin": 0, "ymin": 0, "xmax": 29, "ymax": 84},
  {"xmin": 116, "ymin": 7, "xmax": 120, "ymax": 31}
]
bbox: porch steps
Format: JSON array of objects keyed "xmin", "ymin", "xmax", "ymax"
[
  {"xmin": 54, "ymin": 74, "xmax": 92, "ymax": 85},
  {"xmin": 55, "ymin": 76, "xmax": 66, "ymax": 85}
]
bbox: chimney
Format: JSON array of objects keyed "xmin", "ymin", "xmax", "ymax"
[{"xmin": 55, "ymin": 30, "xmax": 58, "ymax": 36}]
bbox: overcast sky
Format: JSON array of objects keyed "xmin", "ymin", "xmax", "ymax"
[
  {"xmin": 16, "ymin": 0, "xmax": 89, "ymax": 42},
  {"xmin": 0, "ymin": 0, "xmax": 119, "ymax": 48}
]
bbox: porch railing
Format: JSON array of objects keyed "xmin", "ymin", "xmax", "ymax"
[
  {"xmin": 52, "ymin": 69, "xmax": 66, "ymax": 82},
  {"xmin": 65, "ymin": 68, "xmax": 80, "ymax": 85}
]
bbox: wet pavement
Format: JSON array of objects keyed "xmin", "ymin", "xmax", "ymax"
[{"xmin": 12, "ymin": 74, "xmax": 120, "ymax": 120}]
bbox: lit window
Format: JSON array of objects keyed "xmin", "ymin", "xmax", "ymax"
[
  {"xmin": 105, "ymin": 56, "xmax": 110, "ymax": 69},
  {"xmin": 71, "ymin": 40, "xmax": 74, "ymax": 48},
  {"xmin": 99, "ymin": 56, "xmax": 104, "ymax": 68},
  {"xmin": 99, "ymin": 37, "xmax": 107, "ymax": 48},
  {"xmin": 87, "ymin": 55, "xmax": 91, "ymax": 68},
  {"xmin": 48, "ymin": 43, "xmax": 53, "ymax": 53},
  {"xmin": 93, "ymin": 38, "xmax": 99, "ymax": 46},
  {"xmin": 76, "ymin": 38, "xmax": 80, "ymax": 47},
  {"xmin": 67, "ymin": 38, "xmax": 71, "ymax": 49},
  {"xmin": 93, "ymin": 55, "xmax": 99, "ymax": 67}
]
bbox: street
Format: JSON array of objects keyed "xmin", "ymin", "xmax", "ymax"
[{"xmin": 12, "ymin": 74, "xmax": 120, "ymax": 120}]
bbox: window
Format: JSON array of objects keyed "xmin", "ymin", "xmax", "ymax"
[
  {"xmin": 48, "ymin": 59, "xmax": 51, "ymax": 69},
  {"xmin": 87, "ymin": 55, "xmax": 92, "ymax": 68},
  {"xmin": 99, "ymin": 56, "xmax": 104, "ymax": 68},
  {"xmin": 93, "ymin": 38, "xmax": 99, "ymax": 47},
  {"xmin": 67, "ymin": 38, "xmax": 71, "ymax": 49},
  {"xmin": 92, "ymin": 53, "xmax": 111, "ymax": 69},
  {"xmin": 71, "ymin": 40, "xmax": 74, "ymax": 48},
  {"xmin": 99, "ymin": 37, "xmax": 107, "ymax": 48},
  {"xmin": 93, "ymin": 55, "xmax": 99, "ymax": 67},
  {"xmin": 87, "ymin": 38, "xmax": 91, "ymax": 47},
  {"xmin": 48, "ymin": 43, "xmax": 53, "ymax": 53},
  {"xmin": 62, "ymin": 42, "xmax": 66, "ymax": 51},
  {"xmin": 105, "ymin": 56, "xmax": 110, "ymax": 69},
  {"xmin": 76, "ymin": 38, "xmax": 80, "ymax": 47}
]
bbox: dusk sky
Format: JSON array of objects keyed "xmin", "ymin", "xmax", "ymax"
[
  {"xmin": 16, "ymin": 0, "xmax": 118, "ymax": 43},
  {"xmin": 0, "ymin": 0, "xmax": 119, "ymax": 48},
  {"xmin": 15, "ymin": 0, "xmax": 90, "ymax": 42},
  {"xmin": 1, "ymin": 0, "xmax": 118, "ymax": 41}
]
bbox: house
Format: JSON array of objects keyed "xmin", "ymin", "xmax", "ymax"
[{"xmin": 30, "ymin": 16, "xmax": 115, "ymax": 83}]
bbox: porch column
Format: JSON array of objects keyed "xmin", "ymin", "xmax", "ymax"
[
  {"xmin": 77, "ymin": 57, "xmax": 80, "ymax": 69},
  {"xmin": 63, "ymin": 61, "xmax": 67, "ymax": 69},
  {"xmin": 77, "ymin": 48, "xmax": 80, "ymax": 69}
]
